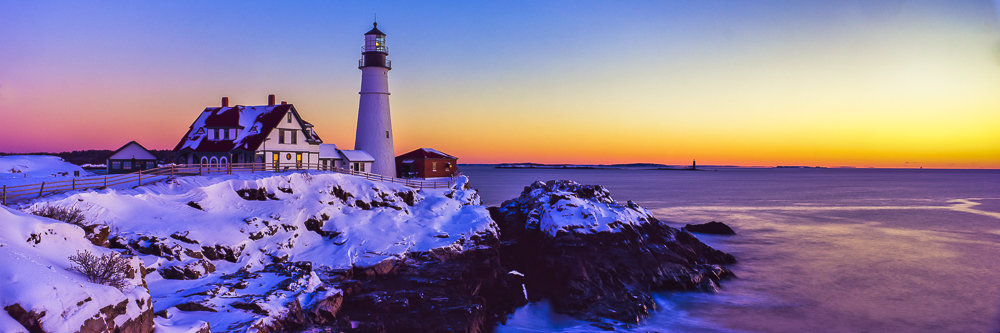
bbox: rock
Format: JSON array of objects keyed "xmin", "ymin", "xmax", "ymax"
[
  {"xmin": 159, "ymin": 259, "xmax": 216, "ymax": 280},
  {"xmin": 4, "ymin": 304, "xmax": 44, "ymax": 333},
  {"xmin": 324, "ymin": 232, "xmax": 527, "ymax": 332},
  {"xmin": 175, "ymin": 301, "xmax": 217, "ymax": 312},
  {"xmin": 682, "ymin": 221, "xmax": 736, "ymax": 235},
  {"xmin": 81, "ymin": 224, "xmax": 111, "ymax": 247},
  {"xmin": 308, "ymin": 292, "xmax": 343, "ymax": 325},
  {"xmin": 490, "ymin": 180, "xmax": 736, "ymax": 324}
]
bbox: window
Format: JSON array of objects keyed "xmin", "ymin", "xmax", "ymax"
[
  {"xmin": 432, "ymin": 162, "xmax": 437, "ymax": 172},
  {"xmin": 296, "ymin": 153, "xmax": 302, "ymax": 168},
  {"xmin": 224, "ymin": 128, "xmax": 230, "ymax": 140},
  {"xmin": 201, "ymin": 156, "xmax": 208, "ymax": 165},
  {"xmin": 213, "ymin": 129, "xmax": 220, "ymax": 140},
  {"xmin": 209, "ymin": 157, "xmax": 217, "ymax": 167},
  {"xmin": 386, "ymin": 131, "xmax": 389, "ymax": 139},
  {"xmin": 111, "ymin": 161, "xmax": 121, "ymax": 169},
  {"xmin": 445, "ymin": 163, "xmax": 451, "ymax": 171},
  {"xmin": 146, "ymin": 161, "xmax": 155, "ymax": 169},
  {"xmin": 123, "ymin": 161, "xmax": 132, "ymax": 169},
  {"xmin": 290, "ymin": 131, "xmax": 297, "ymax": 144},
  {"xmin": 272, "ymin": 152, "xmax": 279, "ymax": 168},
  {"xmin": 279, "ymin": 130, "xmax": 286, "ymax": 144},
  {"xmin": 287, "ymin": 112, "xmax": 292, "ymax": 123},
  {"xmin": 360, "ymin": 163, "xmax": 365, "ymax": 172}
]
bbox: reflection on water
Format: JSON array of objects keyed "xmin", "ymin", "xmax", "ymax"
[{"xmin": 466, "ymin": 166, "xmax": 1000, "ymax": 332}]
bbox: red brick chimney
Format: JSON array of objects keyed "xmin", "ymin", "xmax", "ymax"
[
  {"xmin": 281, "ymin": 101, "xmax": 287, "ymax": 105},
  {"xmin": 222, "ymin": 97, "xmax": 229, "ymax": 107},
  {"xmin": 268, "ymin": 94, "xmax": 275, "ymax": 106}
]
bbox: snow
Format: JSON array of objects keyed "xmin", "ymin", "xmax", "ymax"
[
  {"xmin": 318, "ymin": 144, "xmax": 342, "ymax": 159},
  {"xmin": 0, "ymin": 155, "xmax": 95, "ymax": 187},
  {"xmin": 498, "ymin": 180, "xmax": 658, "ymax": 236},
  {"xmin": 8, "ymin": 171, "xmax": 492, "ymax": 332},
  {"xmin": 420, "ymin": 148, "xmax": 456, "ymax": 159},
  {"xmin": 0, "ymin": 206, "xmax": 151, "ymax": 333},
  {"xmin": 339, "ymin": 150, "xmax": 374, "ymax": 162}
]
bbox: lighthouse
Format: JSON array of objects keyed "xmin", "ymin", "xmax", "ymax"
[{"xmin": 354, "ymin": 22, "xmax": 395, "ymax": 176}]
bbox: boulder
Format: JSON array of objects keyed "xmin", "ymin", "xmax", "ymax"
[{"xmin": 490, "ymin": 180, "xmax": 736, "ymax": 324}]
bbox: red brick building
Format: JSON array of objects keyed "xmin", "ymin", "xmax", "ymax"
[{"xmin": 395, "ymin": 148, "xmax": 458, "ymax": 179}]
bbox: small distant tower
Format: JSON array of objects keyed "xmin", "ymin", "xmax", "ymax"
[
  {"xmin": 692, "ymin": 159, "xmax": 697, "ymax": 170},
  {"xmin": 354, "ymin": 21, "xmax": 395, "ymax": 176}
]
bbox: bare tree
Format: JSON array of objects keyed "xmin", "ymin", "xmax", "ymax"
[{"xmin": 67, "ymin": 250, "xmax": 131, "ymax": 291}]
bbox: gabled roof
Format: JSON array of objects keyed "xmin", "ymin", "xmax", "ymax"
[
  {"xmin": 108, "ymin": 141, "xmax": 156, "ymax": 160},
  {"xmin": 340, "ymin": 150, "xmax": 375, "ymax": 162},
  {"xmin": 173, "ymin": 104, "xmax": 322, "ymax": 153},
  {"xmin": 395, "ymin": 148, "xmax": 458, "ymax": 160}
]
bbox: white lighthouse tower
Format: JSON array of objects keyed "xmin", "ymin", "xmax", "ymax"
[{"xmin": 354, "ymin": 22, "xmax": 395, "ymax": 177}]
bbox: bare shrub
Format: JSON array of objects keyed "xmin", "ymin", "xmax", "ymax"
[
  {"xmin": 30, "ymin": 204, "xmax": 86, "ymax": 225},
  {"xmin": 67, "ymin": 250, "xmax": 131, "ymax": 291}
]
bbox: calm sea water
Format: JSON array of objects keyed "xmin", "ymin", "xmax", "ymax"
[{"xmin": 459, "ymin": 166, "xmax": 1000, "ymax": 333}]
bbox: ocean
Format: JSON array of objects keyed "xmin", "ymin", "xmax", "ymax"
[{"xmin": 458, "ymin": 166, "xmax": 1000, "ymax": 333}]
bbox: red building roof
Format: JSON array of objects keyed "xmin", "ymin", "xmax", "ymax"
[
  {"xmin": 173, "ymin": 104, "xmax": 321, "ymax": 153},
  {"xmin": 396, "ymin": 148, "xmax": 457, "ymax": 160}
]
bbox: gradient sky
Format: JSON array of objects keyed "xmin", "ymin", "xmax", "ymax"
[{"xmin": 1, "ymin": 1, "xmax": 999, "ymax": 168}]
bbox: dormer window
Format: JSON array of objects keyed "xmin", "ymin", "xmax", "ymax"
[
  {"xmin": 223, "ymin": 128, "xmax": 231, "ymax": 140},
  {"xmin": 213, "ymin": 129, "xmax": 220, "ymax": 140},
  {"xmin": 287, "ymin": 113, "xmax": 292, "ymax": 123}
]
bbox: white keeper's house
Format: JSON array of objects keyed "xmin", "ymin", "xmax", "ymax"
[{"xmin": 173, "ymin": 95, "xmax": 328, "ymax": 169}]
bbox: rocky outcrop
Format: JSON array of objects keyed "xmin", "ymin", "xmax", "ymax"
[
  {"xmin": 683, "ymin": 221, "xmax": 736, "ymax": 235},
  {"xmin": 490, "ymin": 180, "xmax": 736, "ymax": 325},
  {"xmin": 320, "ymin": 232, "xmax": 528, "ymax": 332}
]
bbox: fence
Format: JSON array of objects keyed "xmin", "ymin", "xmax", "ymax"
[{"xmin": 1, "ymin": 162, "xmax": 459, "ymax": 206}]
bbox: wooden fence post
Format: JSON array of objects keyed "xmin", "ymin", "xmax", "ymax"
[
  {"xmin": 2, "ymin": 185, "xmax": 6, "ymax": 205},
  {"xmin": 72, "ymin": 178, "xmax": 76, "ymax": 191},
  {"xmin": 104, "ymin": 176, "xmax": 107, "ymax": 187},
  {"xmin": 38, "ymin": 182, "xmax": 45, "ymax": 198},
  {"xmin": 138, "ymin": 170, "xmax": 142, "ymax": 186}
]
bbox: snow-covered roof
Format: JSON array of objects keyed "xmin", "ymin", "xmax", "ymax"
[
  {"xmin": 173, "ymin": 104, "xmax": 322, "ymax": 153},
  {"xmin": 319, "ymin": 144, "xmax": 342, "ymax": 159},
  {"xmin": 107, "ymin": 141, "xmax": 156, "ymax": 161},
  {"xmin": 395, "ymin": 148, "xmax": 458, "ymax": 160},
  {"xmin": 339, "ymin": 150, "xmax": 375, "ymax": 162}
]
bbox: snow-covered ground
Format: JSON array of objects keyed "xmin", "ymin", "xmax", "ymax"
[
  {"xmin": 0, "ymin": 155, "xmax": 96, "ymax": 186},
  {"xmin": 3, "ymin": 170, "xmax": 493, "ymax": 332},
  {"xmin": 0, "ymin": 207, "xmax": 152, "ymax": 333}
]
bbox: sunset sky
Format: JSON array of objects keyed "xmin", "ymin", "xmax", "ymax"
[{"xmin": 1, "ymin": 1, "xmax": 999, "ymax": 168}]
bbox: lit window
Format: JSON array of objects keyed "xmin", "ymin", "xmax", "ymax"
[
  {"xmin": 287, "ymin": 113, "xmax": 292, "ymax": 123},
  {"xmin": 432, "ymin": 162, "xmax": 437, "ymax": 172}
]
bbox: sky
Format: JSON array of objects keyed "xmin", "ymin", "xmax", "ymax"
[{"xmin": 1, "ymin": 1, "xmax": 999, "ymax": 168}]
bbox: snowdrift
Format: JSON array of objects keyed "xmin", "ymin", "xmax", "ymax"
[{"xmin": 9, "ymin": 171, "xmax": 493, "ymax": 332}]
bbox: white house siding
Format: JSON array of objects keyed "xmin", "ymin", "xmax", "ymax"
[
  {"xmin": 259, "ymin": 110, "xmax": 320, "ymax": 167},
  {"xmin": 108, "ymin": 143, "xmax": 156, "ymax": 160}
]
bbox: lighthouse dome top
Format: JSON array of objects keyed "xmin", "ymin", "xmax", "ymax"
[{"xmin": 365, "ymin": 22, "xmax": 385, "ymax": 36}]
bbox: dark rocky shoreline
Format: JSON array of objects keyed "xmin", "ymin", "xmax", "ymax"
[{"xmin": 284, "ymin": 180, "xmax": 737, "ymax": 332}]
